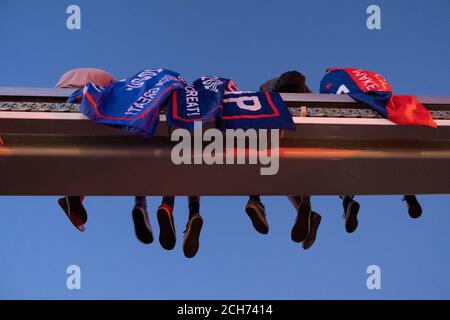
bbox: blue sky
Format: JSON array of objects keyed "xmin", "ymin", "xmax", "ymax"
[{"xmin": 0, "ymin": 0, "xmax": 449, "ymax": 299}]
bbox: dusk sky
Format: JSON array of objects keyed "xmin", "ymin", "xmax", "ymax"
[{"xmin": 0, "ymin": 0, "xmax": 449, "ymax": 299}]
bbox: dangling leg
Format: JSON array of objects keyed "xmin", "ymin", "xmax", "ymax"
[
  {"xmin": 157, "ymin": 196, "xmax": 176, "ymax": 250},
  {"xmin": 287, "ymin": 195, "xmax": 321, "ymax": 250},
  {"xmin": 288, "ymin": 195, "xmax": 312, "ymax": 243},
  {"xmin": 132, "ymin": 196, "xmax": 153, "ymax": 244},
  {"xmin": 341, "ymin": 195, "xmax": 360, "ymax": 233},
  {"xmin": 403, "ymin": 195, "xmax": 422, "ymax": 219},
  {"xmin": 183, "ymin": 196, "xmax": 203, "ymax": 258},
  {"xmin": 245, "ymin": 195, "xmax": 269, "ymax": 234},
  {"xmin": 58, "ymin": 195, "xmax": 88, "ymax": 232}
]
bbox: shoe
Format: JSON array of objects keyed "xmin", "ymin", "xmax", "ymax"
[
  {"xmin": 132, "ymin": 201, "xmax": 153, "ymax": 244},
  {"xmin": 183, "ymin": 213, "xmax": 203, "ymax": 258},
  {"xmin": 245, "ymin": 197, "xmax": 269, "ymax": 234},
  {"xmin": 157, "ymin": 203, "xmax": 176, "ymax": 250},
  {"xmin": 302, "ymin": 212, "xmax": 322, "ymax": 250},
  {"xmin": 403, "ymin": 195, "xmax": 422, "ymax": 219},
  {"xmin": 291, "ymin": 202, "xmax": 311, "ymax": 243},
  {"xmin": 343, "ymin": 197, "xmax": 360, "ymax": 233},
  {"xmin": 58, "ymin": 196, "xmax": 87, "ymax": 232}
]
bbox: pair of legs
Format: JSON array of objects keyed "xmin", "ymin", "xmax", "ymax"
[
  {"xmin": 246, "ymin": 195, "xmax": 357, "ymax": 247},
  {"xmin": 245, "ymin": 195, "xmax": 323, "ymax": 249},
  {"xmin": 58, "ymin": 195, "xmax": 203, "ymax": 258},
  {"xmin": 286, "ymin": 195, "xmax": 359, "ymax": 249},
  {"xmin": 132, "ymin": 195, "xmax": 203, "ymax": 258}
]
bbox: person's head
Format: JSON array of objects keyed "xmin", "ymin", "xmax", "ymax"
[
  {"xmin": 259, "ymin": 70, "xmax": 311, "ymax": 93},
  {"xmin": 55, "ymin": 68, "xmax": 115, "ymax": 89},
  {"xmin": 275, "ymin": 71, "xmax": 311, "ymax": 93}
]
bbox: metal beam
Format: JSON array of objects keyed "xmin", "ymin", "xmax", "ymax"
[
  {"xmin": 1, "ymin": 87, "xmax": 449, "ymax": 196},
  {"xmin": 1, "ymin": 86, "xmax": 450, "ymax": 108}
]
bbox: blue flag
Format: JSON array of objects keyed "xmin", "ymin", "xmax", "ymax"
[
  {"xmin": 217, "ymin": 91, "xmax": 296, "ymax": 130},
  {"xmin": 75, "ymin": 68, "xmax": 186, "ymax": 137},
  {"xmin": 166, "ymin": 76, "xmax": 230, "ymax": 130}
]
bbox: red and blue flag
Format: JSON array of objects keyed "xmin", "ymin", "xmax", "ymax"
[{"xmin": 320, "ymin": 68, "xmax": 437, "ymax": 128}]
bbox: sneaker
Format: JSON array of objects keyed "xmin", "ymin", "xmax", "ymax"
[
  {"xmin": 58, "ymin": 196, "xmax": 87, "ymax": 232},
  {"xmin": 291, "ymin": 202, "xmax": 311, "ymax": 243},
  {"xmin": 157, "ymin": 203, "xmax": 176, "ymax": 250},
  {"xmin": 403, "ymin": 195, "xmax": 422, "ymax": 219},
  {"xmin": 245, "ymin": 197, "xmax": 269, "ymax": 234},
  {"xmin": 183, "ymin": 213, "xmax": 203, "ymax": 258},
  {"xmin": 343, "ymin": 197, "xmax": 360, "ymax": 233},
  {"xmin": 302, "ymin": 212, "xmax": 322, "ymax": 250},
  {"xmin": 132, "ymin": 201, "xmax": 153, "ymax": 244}
]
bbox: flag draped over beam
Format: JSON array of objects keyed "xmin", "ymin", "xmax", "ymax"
[
  {"xmin": 217, "ymin": 91, "xmax": 296, "ymax": 130},
  {"xmin": 166, "ymin": 76, "xmax": 230, "ymax": 130},
  {"xmin": 319, "ymin": 68, "xmax": 437, "ymax": 128},
  {"xmin": 69, "ymin": 69, "xmax": 186, "ymax": 137},
  {"xmin": 70, "ymin": 68, "xmax": 295, "ymax": 137}
]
